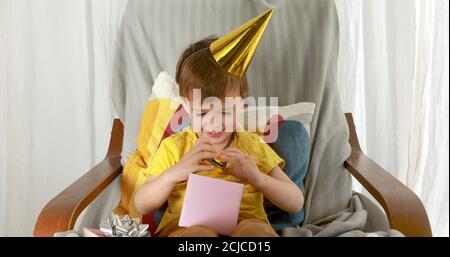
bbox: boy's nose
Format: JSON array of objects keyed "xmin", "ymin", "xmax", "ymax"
[{"xmin": 204, "ymin": 123, "xmax": 223, "ymax": 132}]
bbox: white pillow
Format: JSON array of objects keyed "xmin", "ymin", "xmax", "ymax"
[{"xmin": 149, "ymin": 71, "xmax": 179, "ymax": 100}]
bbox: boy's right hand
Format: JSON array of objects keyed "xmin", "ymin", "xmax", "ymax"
[{"xmin": 165, "ymin": 138, "xmax": 218, "ymax": 183}]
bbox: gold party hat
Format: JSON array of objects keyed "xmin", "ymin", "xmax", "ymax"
[{"xmin": 210, "ymin": 9, "xmax": 273, "ymax": 77}]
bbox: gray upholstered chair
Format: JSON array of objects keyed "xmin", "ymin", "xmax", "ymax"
[{"xmin": 34, "ymin": 0, "xmax": 431, "ymax": 237}]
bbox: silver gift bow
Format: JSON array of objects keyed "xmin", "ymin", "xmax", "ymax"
[{"xmin": 99, "ymin": 213, "xmax": 150, "ymax": 237}]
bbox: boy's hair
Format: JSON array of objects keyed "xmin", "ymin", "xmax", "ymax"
[{"xmin": 175, "ymin": 36, "xmax": 248, "ymax": 101}]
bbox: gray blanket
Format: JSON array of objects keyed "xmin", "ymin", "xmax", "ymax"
[
  {"xmin": 111, "ymin": 0, "xmax": 400, "ymax": 236},
  {"xmin": 282, "ymin": 194, "xmax": 403, "ymax": 237}
]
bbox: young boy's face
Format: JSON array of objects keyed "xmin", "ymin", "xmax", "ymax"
[{"xmin": 187, "ymin": 86, "xmax": 243, "ymax": 145}]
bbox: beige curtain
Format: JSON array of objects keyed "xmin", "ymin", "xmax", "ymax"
[
  {"xmin": 335, "ymin": 0, "xmax": 449, "ymax": 236},
  {"xmin": 0, "ymin": 0, "xmax": 128, "ymax": 236}
]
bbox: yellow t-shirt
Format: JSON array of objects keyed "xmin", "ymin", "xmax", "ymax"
[{"xmin": 140, "ymin": 128, "xmax": 285, "ymax": 234}]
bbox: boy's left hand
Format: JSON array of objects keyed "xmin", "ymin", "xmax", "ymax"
[{"xmin": 219, "ymin": 148, "xmax": 263, "ymax": 187}]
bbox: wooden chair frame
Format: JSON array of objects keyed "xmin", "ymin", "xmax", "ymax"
[{"xmin": 33, "ymin": 114, "xmax": 432, "ymax": 236}]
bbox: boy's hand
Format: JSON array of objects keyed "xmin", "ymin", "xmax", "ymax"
[
  {"xmin": 165, "ymin": 138, "xmax": 218, "ymax": 183},
  {"xmin": 219, "ymin": 148, "xmax": 264, "ymax": 187}
]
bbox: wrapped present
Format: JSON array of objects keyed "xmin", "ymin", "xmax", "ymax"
[{"xmin": 82, "ymin": 228, "xmax": 106, "ymax": 237}]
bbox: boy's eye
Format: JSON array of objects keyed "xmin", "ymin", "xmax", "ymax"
[{"xmin": 195, "ymin": 111, "xmax": 231, "ymax": 117}]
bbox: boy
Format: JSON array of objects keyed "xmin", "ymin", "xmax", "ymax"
[{"xmin": 134, "ymin": 10, "xmax": 304, "ymax": 237}]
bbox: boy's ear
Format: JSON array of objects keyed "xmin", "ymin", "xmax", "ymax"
[
  {"xmin": 180, "ymin": 98, "xmax": 191, "ymax": 114},
  {"xmin": 232, "ymin": 97, "xmax": 246, "ymax": 114}
]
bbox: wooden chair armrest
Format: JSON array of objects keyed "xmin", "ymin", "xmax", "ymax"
[
  {"xmin": 345, "ymin": 113, "xmax": 432, "ymax": 236},
  {"xmin": 33, "ymin": 119, "xmax": 124, "ymax": 237}
]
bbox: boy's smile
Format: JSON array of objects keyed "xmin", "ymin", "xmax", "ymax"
[
  {"xmin": 206, "ymin": 131, "xmax": 224, "ymax": 138},
  {"xmin": 187, "ymin": 87, "xmax": 243, "ymax": 146}
]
